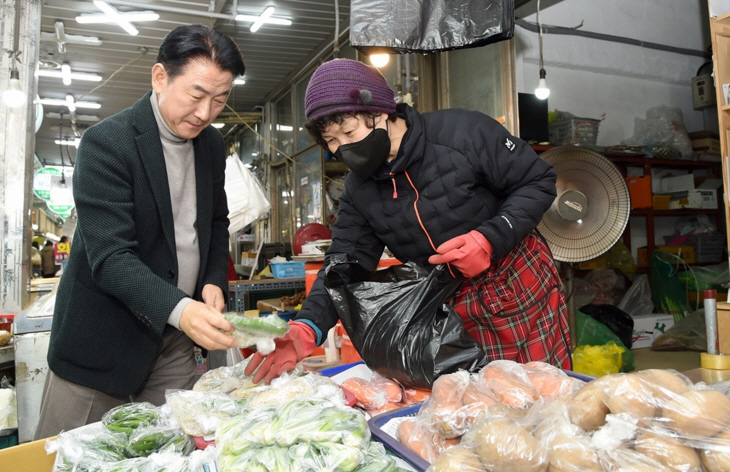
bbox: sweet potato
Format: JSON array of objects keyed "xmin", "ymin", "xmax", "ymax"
[{"xmin": 397, "ymin": 418, "xmax": 441, "ymax": 463}]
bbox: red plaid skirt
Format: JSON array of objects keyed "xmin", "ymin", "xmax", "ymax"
[{"xmin": 452, "ymin": 231, "xmax": 572, "ymax": 369}]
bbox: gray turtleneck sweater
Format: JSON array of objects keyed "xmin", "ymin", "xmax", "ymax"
[{"xmin": 150, "ymin": 93, "xmax": 200, "ymax": 329}]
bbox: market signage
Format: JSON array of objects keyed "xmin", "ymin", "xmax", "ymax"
[{"xmin": 33, "ymin": 166, "xmax": 75, "ymax": 219}]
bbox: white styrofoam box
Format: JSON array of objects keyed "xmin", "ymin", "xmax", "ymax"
[
  {"xmin": 668, "ymin": 189, "xmax": 718, "ymax": 210},
  {"xmin": 14, "ymin": 332, "xmax": 50, "ymax": 442},
  {"xmin": 659, "ymin": 174, "xmax": 695, "ymax": 194},
  {"xmin": 632, "ymin": 314, "xmax": 675, "ymax": 349}
]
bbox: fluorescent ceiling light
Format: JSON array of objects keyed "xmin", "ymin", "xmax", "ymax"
[
  {"xmin": 235, "ymin": 6, "xmax": 292, "ymax": 32},
  {"xmin": 61, "ymin": 63, "xmax": 72, "ymax": 85},
  {"xmin": 55, "ymin": 138, "xmax": 81, "ymax": 147},
  {"xmin": 40, "ymin": 21, "xmax": 102, "ymax": 54},
  {"xmin": 276, "ymin": 125, "xmax": 293, "ymax": 131},
  {"xmin": 39, "ymin": 97, "xmax": 101, "ymax": 110},
  {"xmin": 65, "ymin": 94, "xmax": 76, "ymax": 112},
  {"xmin": 46, "ymin": 112, "xmax": 99, "ymax": 122},
  {"xmin": 76, "ymin": 1, "xmax": 159, "ymax": 36},
  {"xmin": 212, "ymin": 123, "xmax": 225, "ymax": 129},
  {"xmin": 233, "ymin": 77, "xmax": 246, "ymax": 85},
  {"xmin": 37, "ymin": 69, "xmax": 102, "ymax": 82}
]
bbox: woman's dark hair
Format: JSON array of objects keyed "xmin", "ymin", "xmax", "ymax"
[
  {"xmin": 157, "ymin": 24, "xmax": 245, "ymax": 80},
  {"xmin": 32, "ymin": 241, "xmax": 39, "ymax": 249},
  {"xmin": 306, "ymin": 111, "xmax": 398, "ymax": 148}
]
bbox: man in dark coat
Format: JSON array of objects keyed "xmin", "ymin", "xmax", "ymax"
[{"xmin": 34, "ymin": 24, "xmax": 244, "ymax": 438}]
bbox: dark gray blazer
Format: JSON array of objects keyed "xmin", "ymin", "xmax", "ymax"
[{"xmin": 47, "ymin": 91, "xmax": 230, "ymax": 396}]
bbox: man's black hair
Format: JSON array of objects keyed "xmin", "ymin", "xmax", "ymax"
[{"xmin": 157, "ymin": 24, "xmax": 245, "ymax": 80}]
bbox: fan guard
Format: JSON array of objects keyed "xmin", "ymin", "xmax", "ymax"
[{"xmin": 537, "ymin": 146, "xmax": 631, "ymax": 263}]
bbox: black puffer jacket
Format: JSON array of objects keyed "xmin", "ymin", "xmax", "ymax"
[{"xmin": 296, "ymin": 104, "xmax": 557, "ymax": 343}]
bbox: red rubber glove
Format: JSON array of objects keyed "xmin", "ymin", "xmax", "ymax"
[
  {"xmin": 428, "ymin": 230, "xmax": 493, "ymax": 278},
  {"xmin": 243, "ymin": 321, "xmax": 317, "ymax": 384}
]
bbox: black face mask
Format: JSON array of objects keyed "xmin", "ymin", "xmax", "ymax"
[{"xmin": 334, "ymin": 119, "xmax": 391, "ymax": 178}]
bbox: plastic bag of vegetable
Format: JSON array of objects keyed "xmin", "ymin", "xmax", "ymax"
[
  {"xmin": 245, "ymin": 373, "xmax": 344, "ymax": 409},
  {"xmin": 165, "ymin": 389, "xmax": 244, "ymax": 437},
  {"xmin": 324, "ymin": 257, "xmax": 488, "ymax": 389},
  {"xmin": 223, "ymin": 313, "xmax": 289, "ymax": 355},
  {"xmin": 651, "ymin": 249, "xmax": 691, "ymax": 322},
  {"xmin": 101, "ymin": 402, "xmax": 162, "ymax": 435},
  {"xmin": 125, "ymin": 425, "xmax": 194, "ymax": 457},
  {"xmin": 46, "ymin": 423, "xmax": 128, "ymax": 471}
]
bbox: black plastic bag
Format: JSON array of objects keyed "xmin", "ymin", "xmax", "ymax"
[
  {"xmin": 350, "ymin": 0, "xmax": 515, "ymax": 55},
  {"xmin": 324, "ymin": 258, "xmax": 488, "ymax": 389},
  {"xmin": 579, "ymin": 304, "xmax": 634, "ymax": 349}
]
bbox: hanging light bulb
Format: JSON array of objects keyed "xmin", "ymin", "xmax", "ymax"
[
  {"xmin": 535, "ymin": 68, "xmax": 550, "ymax": 99},
  {"xmin": 534, "ymin": 0, "xmax": 550, "ymax": 100},
  {"xmin": 3, "ymin": 69, "xmax": 26, "ymax": 108},
  {"xmin": 369, "ymin": 54, "xmax": 390, "ymax": 68}
]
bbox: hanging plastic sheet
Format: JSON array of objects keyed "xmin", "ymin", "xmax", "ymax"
[
  {"xmin": 324, "ymin": 257, "xmax": 488, "ymax": 389},
  {"xmin": 349, "ymin": 0, "xmax": 515, "ymax": 54}
]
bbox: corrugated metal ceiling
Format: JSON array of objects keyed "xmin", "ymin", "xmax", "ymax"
[{"xmin": 35, "ymin": 0, "xmax": 349, "ymax": 166}]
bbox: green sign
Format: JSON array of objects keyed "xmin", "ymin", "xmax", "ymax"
[
  {"xmin": 35, "ymin": 166, "xmax": 75, "ymax": 219},
  {"xmin": 33, "ymin": 167, "xmax": 63, "ymax": 201}
]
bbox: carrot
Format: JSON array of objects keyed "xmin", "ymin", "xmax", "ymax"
[
  {"xmin": 462, "ymin": 383, "xmax": 496, "ymax": 406},
  {"xmin": 342, "ymin": 377, "xmax": 387, "ymax": 410},
  {"xmin": 382, "ymin": 379, "xmax": 403, "ymax": 403},
  {"xmin": 403, "ymin": 387, "xmax": 431, "ymax": 404},
  {"xmin": 480, "ymin": 363, "xmax": 538, "ymax": 408},
  {"xmin": 431, "ymin": 372, "xmax": 469, "ymax": 407},
  {"xmin": 523, "ymin": 361, "xmax": 582, "ymax": 398},
  {"xmin": 368, "ymin": 402, "xmax": 404, "ymax": 416}
]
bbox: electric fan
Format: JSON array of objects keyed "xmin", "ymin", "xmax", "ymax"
[{"xmin": 537, "ymin": 146, "xmax": 631, "ymax": 348}]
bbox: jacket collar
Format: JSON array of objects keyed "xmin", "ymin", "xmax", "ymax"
[{"xmin": 373, "ymin": 104, "xmax": 424, "ymax": 178}]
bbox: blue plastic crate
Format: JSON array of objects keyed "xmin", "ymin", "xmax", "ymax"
[
  {"xmin": 0, "ymin": 428, "xmax": 18, "ymax": 450},
  {"xmin": 270, "ymin": 261, "xmax": 305, "ymax": 279},
  {"xmin": 367, "ymin": 369, "xmax": 594, "ymax": 471}
]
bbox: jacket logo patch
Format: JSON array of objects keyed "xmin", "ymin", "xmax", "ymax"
[{"xmin": 505, "ymin": 137, "xmax": 516, "ymax": 152}]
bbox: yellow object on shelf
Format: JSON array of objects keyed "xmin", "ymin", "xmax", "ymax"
[{"xmin": 700, "ymin": 352, "xmax": 730, "ymax": 370}]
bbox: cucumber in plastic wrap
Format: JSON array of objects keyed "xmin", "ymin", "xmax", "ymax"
[{"xmin": 223, "ymin": 312, "xmax": 289, "ymax": 355}]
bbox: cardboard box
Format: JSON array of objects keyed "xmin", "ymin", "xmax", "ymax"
[
  {"xmin": 0, "ymin": 437, "xmax": 56, "ymax": 472},
  {"xmin": 668, "ymin": 189, "xmax": 718, "ymax": 210},
  {"xmin": 637, "ymin": 245, "xmax": 695, "ymax": 266},
  {"xmin": 578, "ymin": 256, "xmax": 607, "ymax": 270},
  {"xmin": 632, "ymin": 314, "xmax": 675, "ymax": 349},
  {"xmin": 625, "ymin": 175, "xmax": 652, "ymax": 209},
  {"xmin": 692, "ymin": 137, "xmax": 721, "ymax": 154},
  {"xmin": 660, "ymin": 174, "xmax": 695, "ymax": 194},
  {"xmin": 652, "ymin": 194, "xmax": 671, "ymax": 210},
  {"xmin": 718, "ymin": 302, "xmax": 730, "ymax": 354}
]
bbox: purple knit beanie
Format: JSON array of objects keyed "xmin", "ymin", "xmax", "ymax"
[{"xmin": 305, "ymin": 58, "xmax": 397, "ymax": 122}]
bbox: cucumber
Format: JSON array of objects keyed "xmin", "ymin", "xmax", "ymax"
[{"xmin": 223, "ymin": 313, "xmax": 288, "ymax": 337}]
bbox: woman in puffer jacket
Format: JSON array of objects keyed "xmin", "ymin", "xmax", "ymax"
[{"xmin": 245, "ymin": 58, "xmax": 571, "ymax": 384}]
